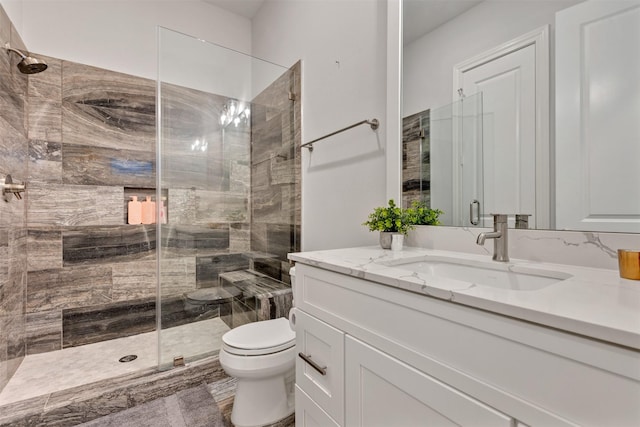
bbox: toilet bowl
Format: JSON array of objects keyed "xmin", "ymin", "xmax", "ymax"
[{"xmin": 219, "ymin": 316, "xmax": 296, "ymax": 427}]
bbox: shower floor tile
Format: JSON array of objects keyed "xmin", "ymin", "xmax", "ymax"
[{"xmin": 0, "ymin": 318, "xmax": 229, "ymax": 406}]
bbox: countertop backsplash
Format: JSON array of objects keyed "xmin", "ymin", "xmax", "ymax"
[{"xmin": 406, "ymin": 226, "xmax": 640, "ymax": 271}]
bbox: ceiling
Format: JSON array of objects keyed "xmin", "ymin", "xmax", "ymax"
[
  {"xmin": 403, "ymin": 0, "xmax": 483, "ymax": 45},
  {"xmin": 202, "ymin": 0, "xmax": 482, "ymax": 45}
]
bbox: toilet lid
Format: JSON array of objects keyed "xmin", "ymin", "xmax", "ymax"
[{"xmin": 222, "ymin": 318, "xmax": 295, "ymax": 356}]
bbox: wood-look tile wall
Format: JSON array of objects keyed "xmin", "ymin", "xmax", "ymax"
[
  {"xmin": 22, "ymin": 53, "xmax": 160, "ymax": 355},
  {"xmin": 250, "ymin": 62, "xmax": 301, "ymax": 283},
  {"xmin": 21, "ymin": 55, "xmax": 269, "ymax": 354},
  {"xmin": 0, "ymin": 5, "xmax": 29, "ymax": 394},
  {"xmin": 1, "ymin": 5, "xmax": 300, "ymax": 376}
]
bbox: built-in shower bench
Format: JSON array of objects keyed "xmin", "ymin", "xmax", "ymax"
[{"xmin": 218, "ymin": 269, "xmax": 293, "ymax": 329}]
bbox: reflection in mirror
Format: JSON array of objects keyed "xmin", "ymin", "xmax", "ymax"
[
  {"xmin": 401, "ymin": 0, "xmax": 640, "ymax": 233},
  {"xmin": 431, "ymin": 93, "xmax": 483, "ymax": 228},
  {"xmin": 402, "ymin": 93, "xmax": 484, "ymax": 227},
  {"xmin": 401, "ymin": 110, "xmax": 429, "ymax": 208}
]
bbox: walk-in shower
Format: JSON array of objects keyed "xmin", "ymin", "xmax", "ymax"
[{"xmin": 0, "ymin": 25, "xmax": 299, "ymax": 425}]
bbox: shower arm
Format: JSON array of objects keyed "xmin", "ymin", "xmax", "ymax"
[{"xmin": 6, "ymin": 46, "xmax": 28, "ymax": 60}]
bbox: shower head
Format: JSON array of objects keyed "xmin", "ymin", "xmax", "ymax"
[{"xmin": 5, "ymin": 46, "xmax": 48, "ymax": 74}]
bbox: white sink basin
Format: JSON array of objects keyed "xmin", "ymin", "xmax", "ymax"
[{"xmin": 383, "ymin": 256, "xmax": 572, "ymax": 291}]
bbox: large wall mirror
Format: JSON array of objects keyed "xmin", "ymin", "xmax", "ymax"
[{"xmin": 401, "ymin": 0, "xmax": 640, "ymax": 233}]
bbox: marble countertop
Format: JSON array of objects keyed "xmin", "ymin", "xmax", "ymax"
[{"xmin": 288, "ymin": 246, "xmax": 640, "ymax": 350}]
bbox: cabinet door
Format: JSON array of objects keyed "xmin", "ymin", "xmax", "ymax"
[
  {"xmin": 296, "ymin": 310, "xmax": 345, "ymax": 424},
  {"xmin": 295, "ymin": 386, "xmax": 340, "ymax": 427},
  {"xmin": 345, "ymin": 336, "xmax": 513, "ymax": 427}
]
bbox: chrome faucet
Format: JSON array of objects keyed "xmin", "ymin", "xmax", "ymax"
[{"xmin": 476, "ymin": 214, "xmax": 509, "ymax": 262}]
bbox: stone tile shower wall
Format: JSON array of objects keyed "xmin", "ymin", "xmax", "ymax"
[
  {"xmin": 402, "ymin": 109, "xmax": 430, "ymax": 208},
  {"xmin": 250, "ymin": 62, "xmax": 301, "ymax": 283},
  {"xmin": 160, "ymin": 81, "xmax": 253, "ymax": 296},
  {"xmin": 19, "ymin": 54, "xmax": 300, "ymax": 356},
  {"xmin": 0, "ymin": 6, "xmax": 29, "ymax": 393},
  {"xmin": 24, "ymin": 55, "xmax": 160, "ymax": 354}
]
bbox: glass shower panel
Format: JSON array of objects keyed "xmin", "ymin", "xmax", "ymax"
[
  {"xmin": 459, "ymin": 92, "xmax": 484, "ymax": 227},
  {"xmin": 157, "ymin": 27, "xmax": 297, "ymax": 370},
  {"xmin": 430, "ymin": 93, "xmax": 483, "ymax": 227}
]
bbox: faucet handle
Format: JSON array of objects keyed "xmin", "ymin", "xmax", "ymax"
[
  {"xmin": 515, "ymin": 214, "xmax": 531, "ymax": 229},
  {"xmin": 489, "ymin": 213, "xmax": 508, "ymax": 223}
]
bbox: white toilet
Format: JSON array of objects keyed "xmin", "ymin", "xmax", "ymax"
[{"xmin": 219, "ymin": 271, "xmax": 296, "ymax": 427}]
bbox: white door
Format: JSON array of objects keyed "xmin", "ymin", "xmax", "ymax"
[
  {"xmin": 555, "ymin": 0, "xmax": 640, "ymax": 232},
  {"xmin": 345, "ymin": 336, "xmax": 513, "ymax": 427},
  {"xmin": 458, "ymin": 44, "xmax": 538, "ymax": 228}
]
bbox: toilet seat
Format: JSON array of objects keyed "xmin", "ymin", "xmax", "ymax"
[{"xmin": 222, "ymin": 317, "xmax": 295, "ymax": 356}]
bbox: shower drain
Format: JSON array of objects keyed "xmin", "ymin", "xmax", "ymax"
[{"xmin": 119, "ymin": 354, "xmax": 138, "ymax": 363}]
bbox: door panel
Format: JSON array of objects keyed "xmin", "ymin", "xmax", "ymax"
[{"xmin": 461, "ymin": 44, "xmax": 537, "ymax": 228}]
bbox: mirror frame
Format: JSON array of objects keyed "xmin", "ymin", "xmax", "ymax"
[{"xmin": 386, "ymin": 0, "xmax": 402, "ymax": 203}]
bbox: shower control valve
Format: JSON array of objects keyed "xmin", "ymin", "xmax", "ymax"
[{"xmin": 1, "ymin": 174, "xmax": 26, "ymax": 202}]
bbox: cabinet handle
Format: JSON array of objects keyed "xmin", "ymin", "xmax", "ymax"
[{"xmin": 298, "ymin": 352, "xmax": 327, "ymax": 376}]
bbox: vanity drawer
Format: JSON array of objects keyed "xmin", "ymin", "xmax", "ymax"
[
  {"xmin": 295, "ymin": 309, "xmax": 344, "ymax": 425},
  {"xmin": 295, "ymin": 385, "xmax": 340, "ymax": 427}
]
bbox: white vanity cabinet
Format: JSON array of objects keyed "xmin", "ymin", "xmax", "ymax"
[
  {"xmin": 293, "ymin": 263, "xmax": 640, "ymax": 427},
  {"xmin": 345, "ymin": 336, "xmax": 512, "ymax": 427}
]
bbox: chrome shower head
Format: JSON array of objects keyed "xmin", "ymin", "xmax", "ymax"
[{"xmin": 5, "ymin": 46, "xmax": 48, "ymax": 74}]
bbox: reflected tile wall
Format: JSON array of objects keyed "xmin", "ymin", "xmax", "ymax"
[{"xmin": 402, "ymin": 109, "xmax": 430, "ymax": 208}]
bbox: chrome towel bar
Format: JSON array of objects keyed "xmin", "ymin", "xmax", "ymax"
[{"xmin": 302, "ymin": 118, "xmax": 379, "ymax": 151}]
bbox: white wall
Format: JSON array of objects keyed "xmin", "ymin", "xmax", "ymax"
[
  {"xmin": 0, "ymin": 0, "xmax": 252, "ymax": 81},
  {"xmin": 2, "ymin": 0, "xmax": 392, "ymax": 252},
  {"xmin": 403, "ymin": 0, "xmax": 581, "ymax": 116},
  {"xmin": 252, "ymin": 0, "xmax": 389, "ymax": 251}
]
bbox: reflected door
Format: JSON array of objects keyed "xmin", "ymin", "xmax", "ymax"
[{"xmin": 458, "ymin": 44, "xmax": 537, "ymax": 228}]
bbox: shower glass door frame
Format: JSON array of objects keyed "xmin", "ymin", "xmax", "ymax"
[{"xmin": 156, "ymin": 27, "xmax": 299, "ymax": 370}]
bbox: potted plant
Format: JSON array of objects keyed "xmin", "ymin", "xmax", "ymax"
[
  {"xmin": 405, "ymin": 200, "xmax": 443, "ymax": 226},
  {"xmin": 363, "ymin": 199, "xmax": 414, "ymax": 249}
]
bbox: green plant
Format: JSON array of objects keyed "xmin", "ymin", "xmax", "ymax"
[
  {"xmin": 363, "ymin": 199, "xmax": 414, "ymax": 235},
  {"xmin": 405, "ymin": 200, "xmax": 443, "ymax": 226}
]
